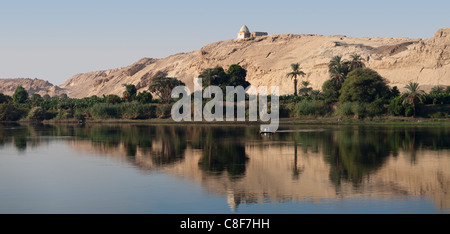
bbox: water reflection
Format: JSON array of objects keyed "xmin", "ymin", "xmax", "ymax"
[{"xmin": 0, "ymin": 123, "xmax": 449, "ymax": 213}]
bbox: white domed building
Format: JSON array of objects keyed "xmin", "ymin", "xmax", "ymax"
[{"xmin": 237, "ymin": 25, "xmax": 268, "ymax": 39}]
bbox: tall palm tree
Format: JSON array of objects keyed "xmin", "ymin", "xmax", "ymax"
[
  {"xmin": 328, "ymin": 56, "xmax": 349, "ymax": 89},
  {"xmin": 200, "ymin": 68, "xmax": 217, "ymax": 97},
  {"xmin": 402, "ymin": 82, "xmax": 425, "ymax": 117},
  {"xmin": 329, "ymin": 64, "xmax": 347, "ymax": 89},
  {"xmin": 328, "ymin": 56, "xmax": 346, "ymax": 71},
  {"xmin": 348, "ymin": 54, "xmax": 365, "ymax": 71},
  {"xmin": 286, "ymin": 63, "xmax": 306, "ymax": 96}
]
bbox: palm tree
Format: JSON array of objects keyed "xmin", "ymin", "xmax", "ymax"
[
  {"xmin": 402, "ymin": 82, "xmax": 426, "ymax": 117},
  {"xmin": 348, "ymin": 54, "xmax": 365, "ymax": 71},
  {"xmin": 328, "ymin": 56, "xmax": 346, "ymax": 71},
  {"xmin": 286, "ymin": 63, "xmax": 306, "ymax": 96},
  {"xmin": 299, "ymin": 81, "xmax": 313, "ymax": 96},
  {"xmin": 328, "ymin": 56, "xmax": 349, "ymax": 89},
  {"xmin": 200, "ymin": 68, "xmax": 217, "ymax": 97},
  {"xmin": 329, "ymin": 64, "xmax": 347, "ymax": 89}
]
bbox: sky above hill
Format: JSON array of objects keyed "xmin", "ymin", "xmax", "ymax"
[{"xmin": 1, "ymin": 0, "xmax": 449, "ymax": 85}]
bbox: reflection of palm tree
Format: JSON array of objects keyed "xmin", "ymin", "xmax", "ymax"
[
  {"xmin": 292, "ymin": 142, "xmax": 305, "ymax": 180},
  {"xmin": 293, "ymin": 143, "xmax": 298, "ymax": 179}
]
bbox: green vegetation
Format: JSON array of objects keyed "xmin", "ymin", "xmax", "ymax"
[
  {"xmin": 401, "ymin": 82, "xmax": 425, "ymax": 117},
  {"xmin": 0, "ymin": 102, "xmax": 25, "ymax": 121},
  {"xmin": 0, "ymin": 78, "xmax": 181, "ymax": 122},
  {"xmin": 149, "ymin": 77, "xmax": 185, "ymax": 103},
  {"xmin": 122, "ymin": 83, "xmax": 137, "ymax": 102},
  {"xmin": 199, "ymin": 64, "xmax": 251, "ymax": 92},
  {"xmin": 339, "ymin": 68, "xmax": 391, "ymax": 103},
  {"xmin": 13, "ymin": 85, "xmax": 28, "ymax": 104}
]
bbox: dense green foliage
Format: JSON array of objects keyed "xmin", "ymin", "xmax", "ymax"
[
  {"xmin": 294, "ymin": 99, "xmax": 330, "ymax": 117},
  {"xmin": 149, "ymin": 77, "xmax": 185, "ymax": 104},
  {"xmin": 321, "ymin": 80, "xmax": 339, "ymax": 103},
  {"xmin": 0, "ymin": 93, "xmax": 12, "ymax": 104},
  {"xmin": 339, "ymin": 68, "xmax": 391, "ymax": 104},
  {"xmin": 105, "ymin": 94, "xmax": 122, "ymax": 104},
  {"xmin": 199, "ymin": 64, "xmax": 251, "ymax": 92},
  {"xmin": 13, "ymin": 86, "xmax": 29, "ymax": 104},
  {"xmin": 388, "ymin": 96, "xmax": 414, "ymax": 117},
  {"xmin": 136, "ymin": 91, "xmax": 153, "ymax": 104},
  {"xmin": 423, "ymin": 85, "xmax": 450, "ymax": 105},
  {"xmin": 122, "ymin": 84, "xmax": 137, "ymax": 102},
  {"xmin": 0, "ymin": 102, "xmax": 25, "ymax": 121},
  {"xmin": 91, "ymin": 102, "xmax": 156, "ymax": 119}
]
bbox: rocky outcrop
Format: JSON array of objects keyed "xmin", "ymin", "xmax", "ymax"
[{"xmin": 0, "ymin": 78, "xmax": 65, "ymax": 97}]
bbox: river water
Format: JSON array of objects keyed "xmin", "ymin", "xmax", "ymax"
[{"xmin": 0, "ymin": 123, "xmax": 449, "ymax": 214}]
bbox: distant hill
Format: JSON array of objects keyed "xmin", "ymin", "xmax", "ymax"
[
  {"xmin": 3, "ymin": 28, "xmax": 450, "ymax": 98},
  {"xmin": 0, "ymin": 78, "xmax": 64, "ymax": 97}
]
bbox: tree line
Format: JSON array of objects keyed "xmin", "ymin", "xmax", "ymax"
[
  {"xmin": 284, "ymin": 54, "xmax": 450, "ymax": 119},
  {"xmin": 0, "ymin": 61, "xmax": 449, "ymax": 122}
]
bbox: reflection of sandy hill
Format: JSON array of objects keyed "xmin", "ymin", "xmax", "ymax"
[{"xmin": 67, "ymin": 140, "xmax": 450, "ymax": 212}]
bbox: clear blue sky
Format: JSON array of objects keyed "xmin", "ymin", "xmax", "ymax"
[{"xmin": 1, "ymin": 0, "xmax": 449, "ymax": 85}]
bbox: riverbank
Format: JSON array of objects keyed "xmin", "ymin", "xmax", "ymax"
[{"xmin": 31, "ymin": 116, "xmax": 450, "ymax": 126}]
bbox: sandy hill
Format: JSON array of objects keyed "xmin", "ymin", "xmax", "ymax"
[
  {"xmin": 2, "ymin": 28, "xmax": 450, "ymax": 98},
  {"xmin": 0, "ymin": 78, "xmax": 64, "ymax": 97}
]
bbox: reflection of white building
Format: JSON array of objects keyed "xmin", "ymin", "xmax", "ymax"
[
  {"xmin": 237, "ymin": 25, "xmax": 268, "ymax": 39},
  {"xmin": 227, "ymin": 190, "xmax": 240, "ymax": 212},
  {"xmin": 226, "ymin": 189, "xmax": 257, "ymax": 212}
]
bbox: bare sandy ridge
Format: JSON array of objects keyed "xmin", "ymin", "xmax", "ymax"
[{"xmin": 1, "ymin": 28, "xmax": 450, "ymax": 98}]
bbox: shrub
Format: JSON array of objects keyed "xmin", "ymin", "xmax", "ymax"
[
  {"xmin": 279, "ymin": 95, "xmax": 304, "ymax": 104},
  {"xmin": 136, "ymin": 91, "xmax": 153, "ymax": 104},
  {"xmin": 91, "ymin": 103, "xmax": 121, "ymax": 119},
  {"xmin": 0, "ymin": 93, "xmax": 12, "ymax": 104},
  {"xmin": 404, "ymin": 106, "xmax": 414, "ymax": 117},
  {"xmin": 388, "ymin": 96, "xmax": 405, "ymax": 116},
  {"xmin": 105, "ymin": 94, "xmax": 122, "ymax": 104},
  {"xmin": 0, "ymin": 102, "xmax": 25, "ymax": 121},
  {"xmin": 294, "ymin": 100, "xmax": 330, "ymax": 117},
  {"xmin": 27, "ymin": 107, "xmax": 48, "ymax": 121},
  {"xmin": 120, "ymin": 103, "xmax": 155, "ymax": 119},
  {"xmin": 156, "ymin": 104, "xmax": 172, "ymax": 118},
  {"xmin": 321, "ymin": 80, "xmax": 339, "ymax": 103},
  {"xmin": 351, "ymin": 102, "xmax": 367, "ymax": 119},
  {"xmin": 280, "ymin": 102, "xmax": 296, "ymax": 117},
  {"xmin": 388, "ymin": 96, "xmax": 414, "ymax": 117},
  {"xmin": 337, "ymin": 102, "xmax": 354, "ymax": 116},
  {"xmin": 366, "ymin": 98, "xmax": 384, "ymax": 117},
  {"xmin": 428, "ymin": 112, "xmax": 449, "ymax": 118},
  {"xmin": 56, "ymin": 109, "xmax": 74, "ymax": 120},
  {"xmin": 337, "ymin": 102, "xmax": 370, "ymax": 118}
]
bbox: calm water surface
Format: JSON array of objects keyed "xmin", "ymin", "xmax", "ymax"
[{"xmin": 0, "ymin": 123, "xmax": 449, "ymax": 214}]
